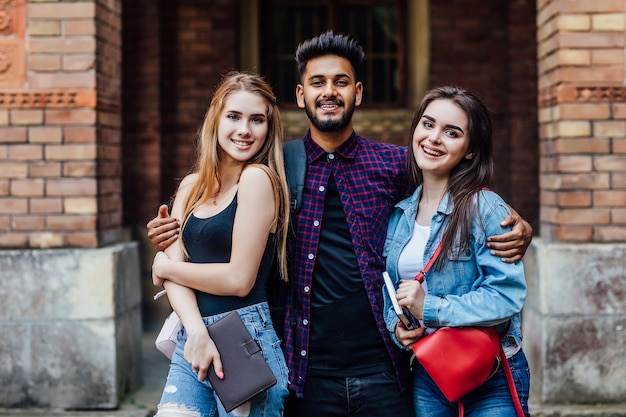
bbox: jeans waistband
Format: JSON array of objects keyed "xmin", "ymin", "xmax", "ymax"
[{"xmin": 201, "ymin": 301, "xmax": 271, "ymax": 327}]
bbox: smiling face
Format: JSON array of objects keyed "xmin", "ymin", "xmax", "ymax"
[
  {"xmin": 412, "ymin": 98, "xmax": 473, "ymax": 180},
  {"xmin": 296, "ymin": 55, "xmax": 363, "ymax": 136},
  {"xmin": 216, "ymin": 90, "xmax": 269, "ymax": 163}
]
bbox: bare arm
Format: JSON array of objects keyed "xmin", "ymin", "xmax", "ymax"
[
  {"xmin": 153, "ymin": 174, "xmax": 222, "ymax": 382},
  {"xmin": 486, "ymin": 205, "xmax": 533, "ymax": 263}
]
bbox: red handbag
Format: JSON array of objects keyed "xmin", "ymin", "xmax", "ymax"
[
  {"xmin": 409, "ymin": 240, "xmax": 525, "ymax": 417},
  {"xmin": 412, "ymin": 325, "xmax": 501, "ymax": 402}
]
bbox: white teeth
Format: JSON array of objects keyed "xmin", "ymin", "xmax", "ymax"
[
  {"xmin": 232, "ymin": 139, "xmax": 252, "ymax": 146},
  {"xmin": 423, "ymin": 147, "xmax": 442, "ymax": 156}
]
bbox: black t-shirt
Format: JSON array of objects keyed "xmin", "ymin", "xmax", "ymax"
[{"xmin": 307, "ymin": 174, "xmax": 393, "ymax": 376}]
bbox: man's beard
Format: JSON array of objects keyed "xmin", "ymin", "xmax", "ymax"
[{"xmin": 304, "ymin": 97, "xmax": 356, "ymax": 133}]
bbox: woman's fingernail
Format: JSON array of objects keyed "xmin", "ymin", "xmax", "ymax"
[{"xmin": 219, "ymin": 372, "xmax": 224, "ymax": 380}]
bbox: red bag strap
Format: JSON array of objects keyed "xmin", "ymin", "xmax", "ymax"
[
  {"xmin": 414, "ymin": 239, "xmax": 444, "ymax": 283},
  {"xmin": 501, "ymin": 346, "xmax": 525, "ymax": 417},
  {"xmin": 456, "ymin": 350, "xmax": 525, "ymax": 417},
  {"xmin": 416, "ymin": 186, "xmax": 489, "ymax": 283}
]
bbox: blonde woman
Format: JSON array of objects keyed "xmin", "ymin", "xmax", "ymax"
[{"xmin": 151, "ymin": 72, "xmax": 290, "ymax": 417}]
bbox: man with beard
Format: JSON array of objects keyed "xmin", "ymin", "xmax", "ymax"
[
  {"xmin": 147, "ymin": 31, "xmax": 532, "ymax": 417},
  {"xmin": 280, "ymin": 31, "xmax": 417, "ymax": 417}
]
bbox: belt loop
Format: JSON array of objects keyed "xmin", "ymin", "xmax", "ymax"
[{"xmin": 257, "ymin": 302, "xmax": 268, "ymax": 324}]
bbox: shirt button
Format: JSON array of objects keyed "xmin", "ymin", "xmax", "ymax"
[
  {"xmin": 304, "ymin": 286, "xmax": 310, "ymax": 293},
  {"xmin": 313, "ymin": 220, "xmax": 320, "ymax": 227},
  {"xmin": 300, "ymin": 350, "xmax": 307, "ymax": 357},
  {"xmin": 308, "ymin": 253, "xmax": 314, "ymax": 260},
  {"xmin": 319, "ymin": 185, "xmax": 325, "ymax": 192},
  {"xmin": 327, "ymin": 153, "xmax": 335, "ymax": 160},
  {"xmin": 302, "ymin": 319, "xmax": 308, "ymax": 325}
]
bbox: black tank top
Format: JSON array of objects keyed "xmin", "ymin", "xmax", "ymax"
[{"xmin": 182, "ymin": 194, "xmax": 276, "ymax": 316}]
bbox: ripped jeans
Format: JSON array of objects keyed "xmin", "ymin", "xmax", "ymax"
[{"xmin": 155, "ymin": 302, "xmax": 289, "ymax": 417}]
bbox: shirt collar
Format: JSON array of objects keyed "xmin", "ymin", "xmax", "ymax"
[{"xmin": 302, "ymin": 130, "xmax": 359, "ymax": 163}]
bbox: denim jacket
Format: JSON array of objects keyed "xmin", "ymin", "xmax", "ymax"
[{"xmin": 382, "ymin": 185, "xmax": 527, "ymax": 351}]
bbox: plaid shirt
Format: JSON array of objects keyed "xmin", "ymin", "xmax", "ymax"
[{"xmin": 284, "ymin": 130, "xmax": 410, "ymax": 397}]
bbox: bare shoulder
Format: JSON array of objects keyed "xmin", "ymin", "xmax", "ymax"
[
  {"xmin": 238, "ymin": 165, "xmax": 275, "ymax": 205},
  {"xmin": 174, "ymin": 172, "xmax": 199, "ymax": 201},
  {"xmin": 239, "ymin": 165, "xmax": 273, "ymax": 188},
  {"xmin": 179, "ymin": 172, "xmax": 200, "ymax": 188}
]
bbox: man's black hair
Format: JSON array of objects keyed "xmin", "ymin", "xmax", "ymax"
[{"xmin": 295, "ymin": 30, "xmax": 365, "ymax": 79}]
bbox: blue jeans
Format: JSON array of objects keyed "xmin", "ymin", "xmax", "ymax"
[
  {"xmin": 284, "ymin": 370, "xmax": 414, "ymax": 417},
  {"xmin": 413, "ymin": 348, "xmax": 531, "ymax": 417},
  {"xmin": 155, "ymin": 302, "xmax": 289, "ymax": 417}
]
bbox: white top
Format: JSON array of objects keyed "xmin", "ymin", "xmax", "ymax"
[{"xmin": 397, "ymin": 222, "xmax": 432, "ymax": 332}]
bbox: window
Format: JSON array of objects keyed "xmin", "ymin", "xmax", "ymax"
[{"xmin": 261, "ymin": 0, "xmax": 406, "ymax": 107}]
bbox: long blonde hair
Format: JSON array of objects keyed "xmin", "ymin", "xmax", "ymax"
[{"xmin": 180, "ymin": 71, "xmax": 291, "ymax": 281}]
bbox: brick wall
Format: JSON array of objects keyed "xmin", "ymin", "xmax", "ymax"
[
  {"xmin": 122, "ymin": 0, "xmax": 238, "ymax": 226},
  {"xmin": 0, "ymin": 0, "xmax": 117, "ymax": 248},
  {"xmin": 121, "ymin": 0, "xmax": 162, "ymax": 227},
  {"xmin": 537, "ymin": 0, "xmax": 626, "ymax": 242},
  {"xmin": 508, "ymin": 0, "xmax": 539, "ymax": 230},
  {"xmin": 122, "ymin": 1, "xmax": 540, "ymax": 232},
  {"xmin": 95, "ymin": 0, "xmax": 123, "ymax": 245}
]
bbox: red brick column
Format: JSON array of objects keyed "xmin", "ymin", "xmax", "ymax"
[
  {"xmin": 0, "ymin": 1, "xmax": 140, "ymax": 410},
  {"xmin": 526, "ymin": 0, "xmax": 626, "ymax": 406},
  {"xmin": 537, "ymin": 0, "xmax": 626, "ymax": 242},
  {"xmin": 0, "ymin": 0, "xmax": 122, "ymax": 248}
]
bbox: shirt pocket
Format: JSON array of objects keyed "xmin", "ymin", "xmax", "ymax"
[{"xmin": 446, "ymin": 236, "xmax": 472, "ymax": 262}]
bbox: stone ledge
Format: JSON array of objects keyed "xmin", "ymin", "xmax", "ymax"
[
  {"xmin": 530, "ymin": 402, "xmax": 626, "ymax": 417},
  {"xmin": 0, "ymin": 243, "xmax": 142, "ymax": 409}
]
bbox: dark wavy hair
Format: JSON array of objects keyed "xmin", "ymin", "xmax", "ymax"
[
  {"xmin": 295, "ymin": 30, "xmax": 365, "ymax": 79},
  {"xmin": 407, "ymin": 86, "xmax": 494, "ymax": 268}
]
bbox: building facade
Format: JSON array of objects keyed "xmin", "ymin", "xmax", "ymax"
[{"xmin": 0, "ymin": 0, "xmax": 624, "ymax": 410}]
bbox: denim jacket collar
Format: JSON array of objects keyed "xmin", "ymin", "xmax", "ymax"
[{"xmin": 395, "ymin": 185, "xmax": 454, "ymax": 219}]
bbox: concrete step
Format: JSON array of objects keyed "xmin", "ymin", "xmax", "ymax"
[{"xmin": 1, "ymin": 331, "xmax": 624, "ymax": 417}]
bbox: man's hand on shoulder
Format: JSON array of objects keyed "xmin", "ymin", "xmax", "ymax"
[
  {"xmin": 147, "ymin": 204, "xmax": 180, "ymax": 251},
  {"xmin": 487, "ymin": 208, "xmax": 533, "ymax": 263}
]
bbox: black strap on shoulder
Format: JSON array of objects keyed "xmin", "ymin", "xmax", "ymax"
[
  {"xmin": 279, "ymin": 138, "xmax": 307, "ymax": 331},
  {"xmin": 283, "ymin": 139, "xmax": 306, "ymax": 213}
]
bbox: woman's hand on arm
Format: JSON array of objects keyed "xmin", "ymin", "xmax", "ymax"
[
  {"xmin": 152, "ymin": 251, "xmax": 172, "ymax": 288},
  {"xmin": 486, "ymin": 205, "xmax": 533, "ymax": 263}
]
